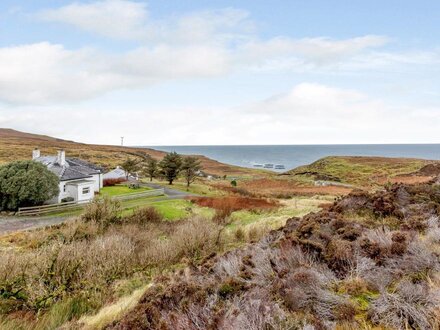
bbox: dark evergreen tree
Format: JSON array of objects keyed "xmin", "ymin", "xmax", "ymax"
[
  {"xmin": 159, "ymin": 152, "xmax": 182, "ymax": 185},
  {"xmin": 0, "ymin": 161, "xmax": 59, "ymax": 211}
]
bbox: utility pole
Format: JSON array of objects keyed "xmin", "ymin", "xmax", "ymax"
[{"xmin": 121, "ymin": 136, "xmax": 124, "ymax": 146}]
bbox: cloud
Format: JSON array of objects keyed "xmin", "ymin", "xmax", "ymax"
[
  {"xmin": 38, "ymin": 0, "xmax": 253, "ymax": 45},
  {"xmin": 0, "ymin": 33, "xmax": 393, "ymax": 105},
  {"xmin": 0, "ymin": 42, "xmax": 230, "ymax": 104},
  {"xmin": 0, "ymin": 42, "xmax": 130, "ymax": 104},
  {"xmin": 2, "ymin": 83, "xmax": 439, "ymax": 145},
  {"xmin": 38, "ymin": 0, "xmax": 149, "ymax": 40},
  {"xmin": 0, "ymin": 0, "xmax": 435, "ymax": 105},
  {"xmin": 238, "ymin": 35, "xmax": 389, "ymax": 67}
]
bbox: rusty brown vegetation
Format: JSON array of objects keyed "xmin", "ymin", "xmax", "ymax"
[{"xmin": 227, "ymin": 178, "xmax": 353, "ymax": 197}]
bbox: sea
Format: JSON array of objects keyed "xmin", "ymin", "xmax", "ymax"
[{"xmin": 144, "ymin": 145, "xmax": 440, "ymax": 172}]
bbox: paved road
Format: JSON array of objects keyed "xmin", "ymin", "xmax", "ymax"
[
  {"xmin": 0, "ymin": 184, "xmax": 196, "ymax": 235},
  {"xmin": 0, "ymin": 215, "xmax": 74, "ymax": 235},
  {"xmin": 142, "ymin": 182, "xmax": 198, "ymax": 198}
]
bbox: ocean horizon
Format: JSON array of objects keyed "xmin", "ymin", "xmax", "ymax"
[{"xmin": 142, "ymin": 144, "xmax": 440, "ymax": 172}]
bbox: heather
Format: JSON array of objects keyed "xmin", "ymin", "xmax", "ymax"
[
  {"xmin": 1, "ymin": 182, "xmax": 440, "ymax": 329},
  {"xmin": 109, "ymin": 183, "xmax": 440, "ymax": 330}
]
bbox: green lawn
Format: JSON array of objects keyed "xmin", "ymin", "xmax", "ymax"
[
  {"xmin": 142, "ymin": 179, "xmax": 225, "ymax": 196},
  {"xmin": 150, "ymin": 200, "xmax": 214, "ymax": 220},
  {"xmin": 119, "ymin": 196, "xmax": 168, "ymax": 216},
  {"xmin": 100, "ymin": 185, "xmax": 151, "ymax": 197}
]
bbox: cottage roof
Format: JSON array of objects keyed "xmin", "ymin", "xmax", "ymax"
[{"xmin": 35, "ymin": 156, "xmax": 101, "ymax": 181}]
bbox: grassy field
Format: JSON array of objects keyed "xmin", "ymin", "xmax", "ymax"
[
  {"xmin": 100, "ymin": 185, "xmax": 151, "ymax": 197},
  {"xmin": 150, "ymin": 200, "xmax": 214, "ymax": 220},
  {"xmin": 45, "ymin": 196, "xmax": 196, "ymax": 220}
]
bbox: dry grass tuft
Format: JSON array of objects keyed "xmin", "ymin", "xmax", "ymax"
[
  {"xmin": 190, "ymin": 196, "xmax": 279, "ymax": 212},
  {"xmin": 79, "ymin": 285, "xmax": 150, "ymax": 330}
]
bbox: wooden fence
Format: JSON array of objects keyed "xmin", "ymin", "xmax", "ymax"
[
  {"xmin": 16, "ymin": 188, "xmax": 165, "ymax": 216},
  {"xmin": 114, "ymin": 188, "xmax": 165, "ymax": 201}
]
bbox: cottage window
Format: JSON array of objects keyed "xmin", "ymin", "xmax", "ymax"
[{"xmin": 82, "ymin": 187, "xmax": 90, "ymax": 194}]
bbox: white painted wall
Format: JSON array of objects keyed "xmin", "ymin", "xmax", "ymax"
[
  {"xmin": 65, "ymin": 184, "xmax": 79, "ymax": 201},
  {"xmin": 76, "ymin": 183, "xmax": 94, "ymax": 202},
  {"xmin": 46, "ymin": 173, "xmax": 102, "ymax": 205},
  {"xmin": 91, "ymin": 174, "xmax": 102, "ymax": 192},
  {"xmin": 46, "ymin": 181, "xmax": 70, "ymax": 204},
  {"xmin": 57, "ymin": 181, "xmax": 72, "ymax": 203}
]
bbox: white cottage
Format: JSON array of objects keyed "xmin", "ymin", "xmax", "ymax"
[
  {"xmin": 103, "ymin": 166, "xmax": 126, "ymax": 180},
  {"xmin": 32, "ymin": 149, "xmax": 103, "ymax": 204}
]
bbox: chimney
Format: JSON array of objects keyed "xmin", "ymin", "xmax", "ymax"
[
  {"xmin": 32, "ymin": 148, "xmax": 40, "ymax": 160},
  {"xmin": 57, "ymin": 150, "xmax": 66, "ymax": 166}
]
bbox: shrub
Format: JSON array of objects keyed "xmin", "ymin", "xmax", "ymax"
[
  {"xmin": 340, "ymin": 277, "xmax": 368, "ymax": 296},
  {"xmin": 404, "ymin": 215, "xmax": 428, "ymax": 232},
  {"xmin": 234, "ymin": 228, "xmax": 245, "ymax": 241},
  {"xmin": 218, "ymin": 278, "xmax": 245, "ymax": 299},
  {"xmin": 103, "ymin": 178, "xmax": 126, "ymax": 187},
  {"xmin": 172, "ymin": 217, "xmax": 220, "ymax": 261},
  {"xmin": 247, "ymin": 226, "xmax": 259, "ymax": 242},
  {"xmin": 0, "ymin": 161, "xmax": 59, "ymax": 211},
  {"xmin": 126, "ymin": 207, "xmax": 163, "ymax": 225},
  {"xmin": 369, "ymin": 281, "xmax": 440, "ymax": 329},
  {"xmin": 61, "ymin": 197, "xmax": 74, "ymax": 203},
  {"xmin": 390, "ymin": 241, "xmax": 407, "ymax": 255},
  {"xmin": 325, "ymin": 239, "xmax": 354, "ymax": 274},
  {"xmin": 81, "ymin": 197, "xmax": 122, "ymax": 228},
  {"xmin": 246, "ymin": 224, "xmax": 268, "ymax": 242},
  {"xmin": 213, "ymin": 207, "xmax": 233, "ymax": 225},
  {"xmin": 334, "ymin": 301, "xmax": 357, "ymax": 321}
]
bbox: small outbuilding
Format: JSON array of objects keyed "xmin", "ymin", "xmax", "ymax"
[{"xmin": 103, "ymin": 166, "xmax": 126, "ymax": 180}]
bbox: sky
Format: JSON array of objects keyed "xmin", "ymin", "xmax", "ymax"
[{"xmin": 0, "ymin": 0, "xmax": 439, "ymax": 145}]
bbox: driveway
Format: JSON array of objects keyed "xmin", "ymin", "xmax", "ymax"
[{"xmin": 142, "ymin": 182, "xmax": 198, "ymax": 198}]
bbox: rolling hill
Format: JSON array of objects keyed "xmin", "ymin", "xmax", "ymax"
[{"xmin": 0, "ymin": 128, "xmax": 261, "ymax": 177}]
